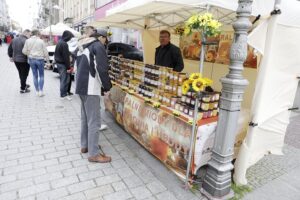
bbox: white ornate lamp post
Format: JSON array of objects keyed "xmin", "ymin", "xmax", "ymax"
[{"xmin": 201, "ymin": 0, "xmax": 253, "ymax": 199}]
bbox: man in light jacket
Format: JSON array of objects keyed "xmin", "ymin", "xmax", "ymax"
[
  {"xmin": 75, "ymin": 28, "xmax": 112, "ymax": 163},
  {"xmin": 8, "ymin": 29, "xmax": 31, "ymax": 93},
  {"xmin": 22, "ymin": 30, "xmax": 50, "ymax": 97}
]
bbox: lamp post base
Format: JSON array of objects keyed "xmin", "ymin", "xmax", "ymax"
[{"xmin": 201, "ymin": 188, "xmax": 234, "ymax": 200}]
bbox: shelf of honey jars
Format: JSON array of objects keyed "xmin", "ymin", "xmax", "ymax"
[{"xmin": 109, "ymin": 56, "xmax": 220, "ymax": 125}]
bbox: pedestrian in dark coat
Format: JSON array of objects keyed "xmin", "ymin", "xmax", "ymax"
[
  {"xmin": 8, "ymin": 29, "xmax": 32, "ymax": 93},
  {"xmin": 54, "ymin": 30, "xmax": 74, "ymax": 100}
]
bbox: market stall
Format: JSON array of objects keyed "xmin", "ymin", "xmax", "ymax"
[
  {"xmin": 41, "ymin": 23, "xmax": 81, "ymax": 44},
  {"xmin": 92, "ymin": 0, "xmax": 300, "ymax": 189},
  {"xmin": 104, "ymin": 56, "xmax": 221, "ymax": 178}
]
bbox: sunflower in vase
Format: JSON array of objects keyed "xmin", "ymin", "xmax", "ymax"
[
  {"xmin": 184, "ymin": 13, "xmax": 222, "ymax": 37},
  {"xmin": 182, "ymin": 73, "xmax": 213, "ymax": 95}
]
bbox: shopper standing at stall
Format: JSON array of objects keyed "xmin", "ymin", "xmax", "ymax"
[
  {"xmin": 7, "ymin": 29, "xmax": 31, "ymax": 93},
  {"xmin": 155, "ymin": 30, "xmax": 184, "ymax": 72},
  {"xmin": 22, "ymin": 30, "xmax": 50, "ymax": 97},
  {"xmin": 54, "ymin": 30, "xmax": 74, "ymax": 100},
  {"xmin": 75, "ymin": 28, "xmax": 112, "ymax": 163}
]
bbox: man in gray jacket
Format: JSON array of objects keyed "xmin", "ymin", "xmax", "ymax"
[{"xmin": 8, "ymin": 29, "xmax": 31, "ymax": 93}]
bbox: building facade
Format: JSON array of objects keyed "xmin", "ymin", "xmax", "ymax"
[
  {"xmin": 60, "ymin": 0, "xmax": 95, "ymax": 33},
  {"xmin": 34, "ymin": 0, "xmax": 60, "ymax": 29},
  {"xmin": 0, "ymin": 0, "xmax": 10, "ymax": 32}
]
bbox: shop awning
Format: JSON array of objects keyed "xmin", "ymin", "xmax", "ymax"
[{"xmin": 90, "ymin": 0, "xmax": 240, "ymax": 30}]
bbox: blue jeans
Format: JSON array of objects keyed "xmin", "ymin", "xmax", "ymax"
[
  {"xmin": 56, "ymin": 63, "xmax": 70, "ymax": 97},
  {"xmin": 28, "ymin": 58, "xmax": 44, "ymax": 92}
]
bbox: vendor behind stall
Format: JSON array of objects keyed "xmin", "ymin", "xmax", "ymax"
[{"xmin": 155, "ymin": 30, "xmax": 184, "ymax": 72}]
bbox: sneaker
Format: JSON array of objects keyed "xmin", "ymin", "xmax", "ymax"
[
  {"xmin": 61, "ymin": 96, "xmax": 72, "ymax": 101},
  {"xmin": 39, "ymin": 91, "xmax": 45, "ymax": 97},
  {"xmin": 99, "ymin": 124, "xmax": 108, "ymax": 131},
  {"xmin": 67, "ymin": 92, "xmax": 73, "ymax": 96},
  {"xmin": 25, "ymin": 84, "xmax": 30, "ymax": 89},
  {"xmin": 20, "ymin": 88, "xmax": 30, "ymax": 93}
]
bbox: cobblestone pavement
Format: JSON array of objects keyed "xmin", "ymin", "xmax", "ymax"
[
  {"xmin": 244, "ymin": 113, "xmax": 300, "ymax": 199},
  {"xmin": 0, "ymin": 45, "xmax": 201, "ymax": 200},
  {"xmin": 1, "ymin": 42, "xmax": 299, "ymax": 200}
]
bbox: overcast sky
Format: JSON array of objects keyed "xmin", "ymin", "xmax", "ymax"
[{"xmin": 7, "ymin": 0, "xmax": 39, "ymax": 29}]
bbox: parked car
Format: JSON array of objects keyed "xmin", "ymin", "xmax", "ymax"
[
  {"xmin": 107, "ymin": 42, "xmax": 143, "ymax": 61},
  {"xmin": 46, "ymin": 45, "xmax": 56, "ymax": 69}
]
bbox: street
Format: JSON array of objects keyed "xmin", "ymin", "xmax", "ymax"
[{"xmin": 0, "ymin": 44, "xmax": 201, "ymax": 200}]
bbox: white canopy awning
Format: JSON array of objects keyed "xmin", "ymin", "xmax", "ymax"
[
  {"xmin": 41, "ymin": 23, "xmax": 81, "ymax": 37},
  {"xmin": 90, "ymin": 0, "xmax": 240, "ymax": 30}
]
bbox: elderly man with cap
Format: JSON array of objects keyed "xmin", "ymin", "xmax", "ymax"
[{"xmin": 75, "ymin": 28, "xmax": 112, "ymax": 163}]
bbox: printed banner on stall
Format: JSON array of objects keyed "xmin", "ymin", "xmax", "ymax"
[
  {"xmin": 123, "ymin": 94, "xmax": 192, "ymax": 174},
  {"xmin": 104, "ymin": 86, "xmax": 127, "ymax": 126},
  {"xmin": 179, "ymin": 31, "xmax": 257, "ymax": 68}
]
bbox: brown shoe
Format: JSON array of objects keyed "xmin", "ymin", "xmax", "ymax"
[
  {"xmin": 88, "ymin": 154, "xmax": 112, "ymax": 163},
  {"xmin": 81, "ymin": 148, "xmax": 88, "ymax": 153}
]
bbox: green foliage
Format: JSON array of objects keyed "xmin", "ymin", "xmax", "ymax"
[{"xmin": 230, "ymin": 183, "xmax": 252, "ymax": 200}]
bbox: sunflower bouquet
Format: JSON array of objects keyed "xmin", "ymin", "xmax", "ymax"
[
  {"xmin": 184, "ymin": 13, "xmax": 222, "ymax": 37},
  {"xmin": 182, "ymin": 73, "xmax": 213, "ymax": 95}
]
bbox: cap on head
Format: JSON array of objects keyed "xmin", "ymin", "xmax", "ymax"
[{"xmin": 96, "ymin": 28, "xmax": 107, "ymax": 37}]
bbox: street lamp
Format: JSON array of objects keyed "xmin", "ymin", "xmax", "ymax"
[{"xmin": 200, "ymin": 0, "xmax": 253, "ymax": 199}]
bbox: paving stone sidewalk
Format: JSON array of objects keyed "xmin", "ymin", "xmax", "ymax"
[
  {"xmin": 1, "ymin": 43, "xmax": 300, "ymax": 200},
  {"xmin": 0, "ymin": 44, "xmax": 201, "ymax": 200}
]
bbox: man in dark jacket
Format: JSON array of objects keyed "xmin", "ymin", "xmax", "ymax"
[
  {"xmin": 54, "ymin": 30, "xmax": 74, "ymax": 100},
  {"xmin": 155, "ymin": 30, "xmax": 184, "ymax": 72},
  {"xmin": 8, "ymin": 29, "xmax": 31, "ymax": 93},
  {"xmin": 75, "ymin": 28, "xmax": 112, "ymax": 163}
]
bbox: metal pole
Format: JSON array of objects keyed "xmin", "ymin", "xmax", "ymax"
[
  {"xmin": 201, "ymin": 0, "xmax": 253, "ymax": 199},
  {"xmin": 199, "ymin": 33, "xmax": 206, "ymax": 74},
  {"xmin": 185, "ymin": 95, "xmax": 200, "ymax": 188}
]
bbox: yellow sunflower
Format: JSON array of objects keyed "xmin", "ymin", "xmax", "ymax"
[
  {"xmin": 182, "ymin": 81, "xmax": 190, "ymax": 95},
  {"xmin": 173, "ymin": 110, "xmax": 181, "ymax": 117},
  {"xmin": 153, "ymin": 102, "xmax": 161, "ymax": 109},
  {"xmin": 202, "ymin": 77, "xmax": 213, "ymax": 86},
  {"xmin": 192, "ymin": 78, "xmax": 206, "ymax": 92},
  {"xmin": 189, "ymin": 73, "xmax": 202, "ymax": 81}
]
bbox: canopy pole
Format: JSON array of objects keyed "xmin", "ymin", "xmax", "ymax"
[{"xmin": 199, "ymin": 4, "xmax": 210, "ymax": 74}]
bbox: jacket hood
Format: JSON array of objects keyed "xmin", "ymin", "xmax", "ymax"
[
  {"xmin": 77, "ymin": 37, "xmax": 97, "ymax": 52},
  {"xmin": 62, "ymin": 30, "xmax": 74, "ymax": 42}
]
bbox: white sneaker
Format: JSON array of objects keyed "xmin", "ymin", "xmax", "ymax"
[
  {"xmin": 61, "ymin": 96, "xmax": 72, "ymax": 101},
  {"xmin": 39, "ymin": 91, "xmax": 45, "ymax": 97},
  {"xmin": 99, "ymin": 124, "xmax": 108, "ymax": 131}
]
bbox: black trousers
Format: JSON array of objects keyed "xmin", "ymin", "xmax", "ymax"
[
  {"xmin": 67, "ymin": 73, "xmax": 72, "ymax": 93},
  {"xmin": 14, "ymin": 62, "xmax": 30, "ymax": 90}
]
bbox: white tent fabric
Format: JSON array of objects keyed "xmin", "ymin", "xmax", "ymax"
[
  {"xmin": 91, "ymin": 0, "xmax": 240, "ymax": 30},
  {"xmin": 234, "ymin": 0, "xmax": 300, "ymax": 185},
  {"xmin": 90, "ymin": 0, "xmax": 287, "ymax": 30},
  {"xmin": 41, "ymin": 23, "xmax": 81, "ymax": 37}
]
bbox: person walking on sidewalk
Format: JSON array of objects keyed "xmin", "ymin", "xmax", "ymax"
[
  {"xmin": 8, "ymin": 29, "xmax": 32, "ymax": 93},
  {"xmin": 22, "ymin": 30, "xmax": 50, "ymax": 97},
  {"xmin": 54, "ymin": 30, "xmax": 74, "ymax": 100},
  {"xmin": 75, "ymin": 28, "xmax": 112, "ymax": 163}
]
